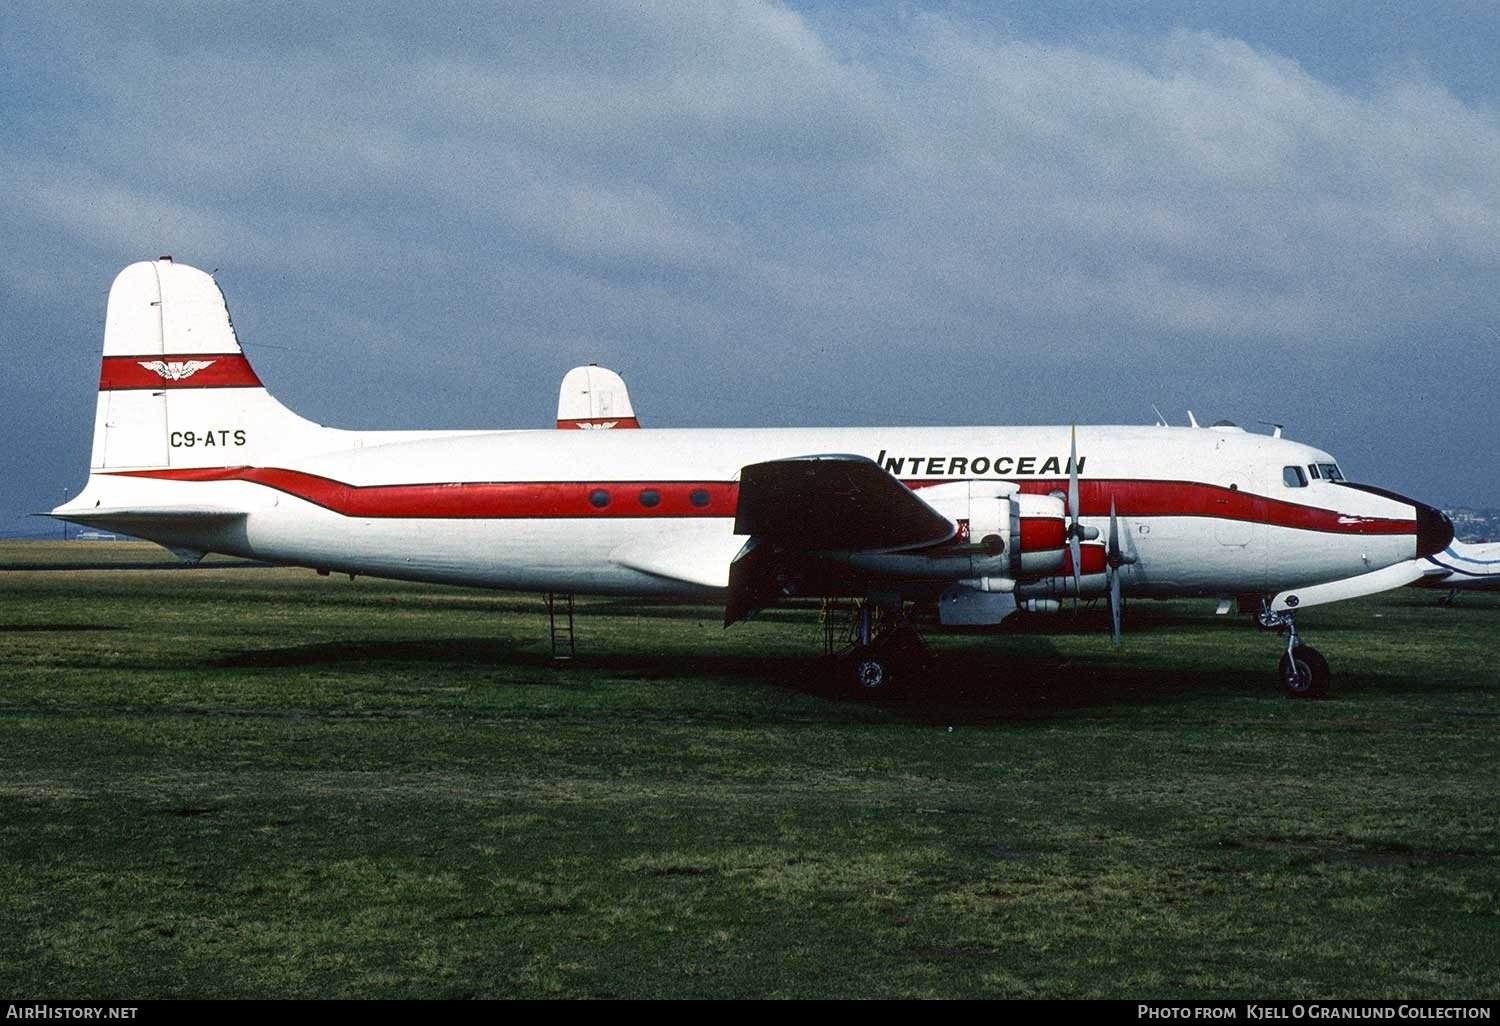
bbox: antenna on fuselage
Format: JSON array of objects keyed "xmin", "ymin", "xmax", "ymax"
[
  {"xmin": 1150, "ymin": 403, "xmax": 1167, "ymax": 427},
  {"xmin": 1187, "ymin": 410, "xmax": 1201, "ymax": 428},
  {"xmin": 1257, "ymin": 420, "xmax": 1284, "ymax": 438}
]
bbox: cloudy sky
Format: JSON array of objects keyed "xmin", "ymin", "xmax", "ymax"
[{"xmin": 4, "ymin": 1, "xmax": 1499, "ymax": 536}]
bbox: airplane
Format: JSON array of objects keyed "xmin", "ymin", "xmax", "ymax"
[
  {"xmin": 1411, "ymin": 539, "xmax": 1500, "ymax": 602},
  {"xmin": 51, "ymin": 259, "xmax": 1454, "ymax": 699},
  {"xmin": 556, "ymin": 365, "xmax": 639, "ymax": 430}
]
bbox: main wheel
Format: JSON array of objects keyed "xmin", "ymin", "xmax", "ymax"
[
  {"xmin": 1279, "ymin": 644, "xmax": 1330, "ymax": 699},
  {"xmin": 849, "ymin": 647, "xmax": 894, "ymax": 695}
]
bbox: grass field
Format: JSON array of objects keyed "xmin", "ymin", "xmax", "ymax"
[{"xmin": 1, "ymin": 540, "xmax": 1496, "ymax": 998}]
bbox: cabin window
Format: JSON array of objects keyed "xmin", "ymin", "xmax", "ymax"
[
  {"xmin": 690, "ymin": 489, "xmax": 711, "ymax": 508},
  {"xmin": 638, "ymin": 489, "xmax": 661, "ymax": 508},
  {"xmin": 1283, "ymin": 466, "xmax": 1308, "ymax": 488},
  {"xmin": 589, "ymin": 489, "xmax": 610, "ymax": 509}
]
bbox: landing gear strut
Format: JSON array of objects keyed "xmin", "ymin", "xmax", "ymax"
[
  {"xmin": 843, "ymin": 603, "xmax": 933, "ymax": 696},
  {"xmin": 1257, "ymin": 606, "xmax": 1330, "ymax": 699}
]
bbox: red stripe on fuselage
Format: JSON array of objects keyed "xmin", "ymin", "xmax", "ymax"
[
  {"xmin": 110, "ymin": 467, "xmax": 736, "ymax": 519},
  {"xmin": 105, "ymin": 468, "xmax": 1416, "ymax": 535},
  {"xmin": 996, "ymin": 478, "xmax": 1412, "ymax": 537},
  {"xmin": 100, "ymin": 354, "xmax": 262, "ymax": 390}
]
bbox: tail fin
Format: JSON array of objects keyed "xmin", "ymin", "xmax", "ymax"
[
  {"xmin": 556, "ymin": 364, "xmax": 640, "ymax": 429},
  {"xmin": 92, "ymin": 258, "xmax": 327, "ymax": 470}
]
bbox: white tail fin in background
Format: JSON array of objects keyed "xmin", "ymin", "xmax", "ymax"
[
  {"xmin": 92, "ymin": 258, "xmax": 331, "ymax": 471},
  {"xmin": 556, "ymin": 364, "xmax": 640, "ymax": 430}
]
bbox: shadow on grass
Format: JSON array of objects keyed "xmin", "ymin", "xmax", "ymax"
[
  {"xmin": 0, "ymin": 623, "xmax": 127, "ymax": 632},
  {"xmin": 213, "ymin": 628, "xmax": 1267, "ymax": 724},
  {"xmin": 214, "ymin": 636, "xmax": 818, "ymax": 686},
  {"xmin": 799, "ymin": 639, "xmax": 1258, "ymax": 724},
  {"xmin": 216, "ymin": 637, "xmax": 556, "ymax": 670}
]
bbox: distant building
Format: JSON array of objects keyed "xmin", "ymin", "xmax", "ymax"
[{"xmin": 1444, "ymin": 508, "xmax": 1499, "ymax": 545}]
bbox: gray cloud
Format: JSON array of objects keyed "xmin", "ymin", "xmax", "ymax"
[{"xmin": 3, "ymin": 2, "xmax": 1498, "ymax": 532}]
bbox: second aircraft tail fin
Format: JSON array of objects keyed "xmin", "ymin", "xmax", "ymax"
[{"xmin": 556, "ymin": 364, "xmax": 640, "ymax": 429}]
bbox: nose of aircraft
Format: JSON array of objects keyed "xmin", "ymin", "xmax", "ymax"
[
  {"xmin": 1335, "ymin": 482, "xmax": 1453, "ymax": 559},
  {"xmin": 1415, "ymin": 501, "xmax": 1454, "ymax": 559}
]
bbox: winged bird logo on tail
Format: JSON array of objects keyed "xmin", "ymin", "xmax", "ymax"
[{"xmin": 138, "ymin": 359, "xmax": 216, "ymax": 381}]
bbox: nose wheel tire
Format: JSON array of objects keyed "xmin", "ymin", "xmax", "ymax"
[{"xmin": 1279, "ymin": 644, "xmax": 1329, "ymax": 699}]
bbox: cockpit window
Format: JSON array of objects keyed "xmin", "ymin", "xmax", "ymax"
[
  {"xmin": 1283, "ymin": 466, "xmax": 1308, "ymax": 488},
  {"xmin": 1307, "ymin": 464, "xmax": 1321, "ymax": 479},
  {"xmin": 1318, "ymin": 463, "xmax": 1344, "ymax": 482}
]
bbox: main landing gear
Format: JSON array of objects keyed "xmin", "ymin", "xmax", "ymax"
[
  {"xmin": 1256, "ymin": 606, "xmax": 1330, "ymax": 699},
  {"xmin": 838, "ymin": 601, "xmax": 933, "ymax": 696}
]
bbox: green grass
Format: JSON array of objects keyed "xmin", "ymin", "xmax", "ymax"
[{"xmin": 1, "ymin": 541, "xmax": 1496, "ymax": 998}]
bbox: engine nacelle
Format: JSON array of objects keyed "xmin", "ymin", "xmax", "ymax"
[
  {"xmin": 908, "ymin": 482, "xmax": 1069, "ymax": 582},
  {"xmin": 1010, "ymin": 492, "xmax": 1068, "ymax": 578}
]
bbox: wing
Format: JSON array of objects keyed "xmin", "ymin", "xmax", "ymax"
[
  {"xmin": 726, "ymin": 454, "xmax": 956, "ymax": 625},
  {"xmin": 733, "ymin": 454, "xmax": 954, "ymax": 551}
]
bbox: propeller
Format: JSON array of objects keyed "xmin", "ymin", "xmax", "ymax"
[
  {"xmin": 1107, "ymin": 498, "xmax": 1122, "ymax": 645},
  {"xmin": 1105, "ymin": 497, "xmax": 1136, "ymax": 646},
  {"xmin": 1066, "ymin": 426, "xmax": 1083, "ymax": 604}
]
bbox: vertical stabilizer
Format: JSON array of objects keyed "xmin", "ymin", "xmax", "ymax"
[
  {"xmin": 556, "ymin": 364, "xmax": 640, "ymax": 429},
  {"xmin": 91, "ymin": 258, "xmax": 326, "ymax": 471}
]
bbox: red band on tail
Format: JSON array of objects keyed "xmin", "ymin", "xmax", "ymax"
[
  {"xmin": 556, "ymin": 417, "xmax": 642, "ymax": 430},
  {"xmin": 100, "ymin": 354, "xmax": 262, "ymax": 390}
]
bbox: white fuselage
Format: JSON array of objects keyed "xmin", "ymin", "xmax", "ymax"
[{"xmin": 71, "ymin": 422, "xmax": 1424, "ymax": 601}]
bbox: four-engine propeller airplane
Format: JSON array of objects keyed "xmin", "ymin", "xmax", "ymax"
[{"xmin": 51, "ymin": 259, "xmax": 1454, "ymax": 697}]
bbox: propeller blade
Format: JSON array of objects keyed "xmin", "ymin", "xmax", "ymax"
[
  {"xmin": 1109, "ymin": 561, "xmax": 1122, "ymax": 646},
  {"xmin": 1068, "ymin": 425, "xmax": 1080, "ymax": 527},
  {"xmin": 1069, "ymin": 534, "xmax": 1083, "ymax": 603},
  {"xmin": 1069, "ymin": 425, "xmax": 1082, "ymax": 605},
  {"xmin": 1108, "ymin": 497, "xmax": 1120, "ymax": 567},
  {"xmin": 1107, "ymin": 499, "xmax": 1123, "ymax": 646}
]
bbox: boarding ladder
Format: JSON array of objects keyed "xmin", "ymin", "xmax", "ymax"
[{"xmin": 543, "ymin": 592, "xmax": 576, "ymax": 660}]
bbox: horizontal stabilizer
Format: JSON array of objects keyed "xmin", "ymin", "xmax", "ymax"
[{"xmin": 44, "ymin": 506, "xmax": 247, "ymax": 534}]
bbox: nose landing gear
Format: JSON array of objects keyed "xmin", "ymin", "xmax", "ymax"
[{"xmin": 1257, "ymin": 606, "xmax": 1330, "ymax": 699}]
